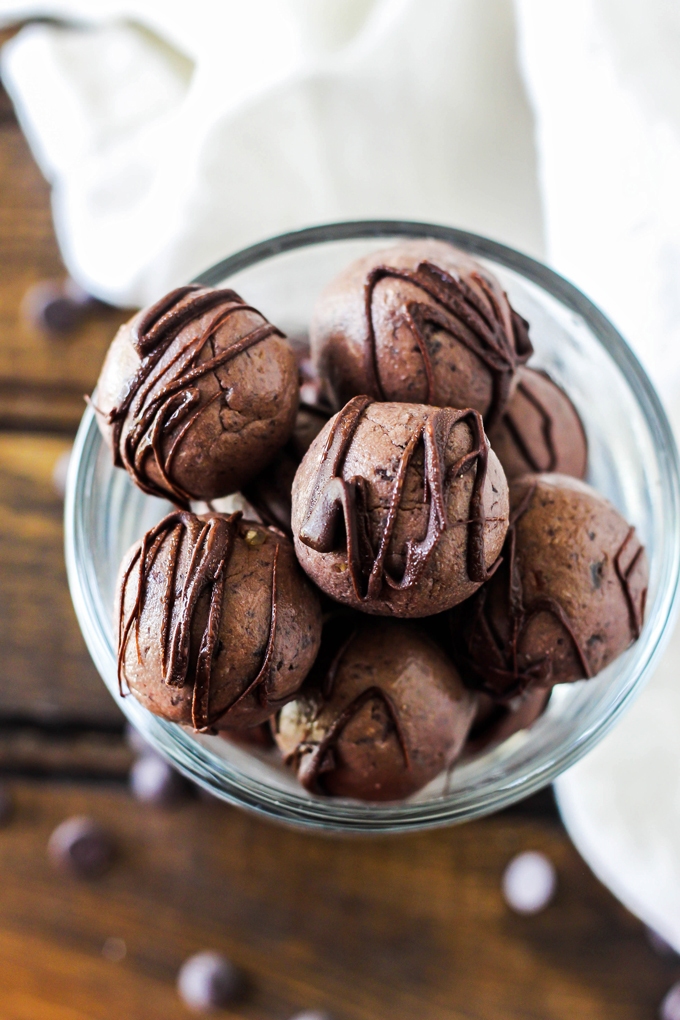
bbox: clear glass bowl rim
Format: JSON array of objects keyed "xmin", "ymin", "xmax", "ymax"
[{"xmin": 65, "ymin": 219, "xmax": 680, "ymax": 833}]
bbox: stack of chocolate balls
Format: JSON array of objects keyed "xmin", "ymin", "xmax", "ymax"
[{"xmin": 95, "ymin": 240, "xmax": 648, "ymax": 803}]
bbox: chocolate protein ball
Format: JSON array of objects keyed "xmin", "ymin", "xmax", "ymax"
[
  {"xmin": 449, "ymin": 474, "xmax": 648, "ymax": 698},
  {"xmin": 310, "ymin": 240, "xmax": 532, "ymax": 426},
  {"xmin": 291, "ymin": 397, "xmax": 509, "ymax": 616},
  {"xmin": 243, "ymin": 404, "xmax": 329, "ymax": 536},
  {"xmin": 487, "ymin": 367, "xmax": 587, "ymax": 480},
  {"xmin": 94, "ymin": 285, "xmax": 298, "ymax": 506},
  {"xmin": 464, "ymin": 688, "xmax": 550, "ymax": 756},
  {"xmin": 117, "ymin": 511, "xmax": 322, "ymax": 730},
  {"xmin": 274, "ymin": 620, "xmax": 476, "ymax": 801}
]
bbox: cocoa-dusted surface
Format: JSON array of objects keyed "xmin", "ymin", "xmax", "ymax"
[
  {"xmin": 291, "ymin": 399, "xmax": 509, "ymax": 616},
  {"xmin": 116, "ymin": 513, "xmax": 322, "ymax": 730},
  {"xmin": 487, "ymin": 367, "xmax": 588, "ymax": 480},
  {"xmin": 449, "ymin": 474, "xmax": 648, "ymax": 698},
  {"xmin": 464, "ymin": 688, "xmax": 551, "ymax": 757},
  {"xmin": 275, "ymin": 620, "xmax": 476, "ymax": 801},
  {"xmin": 243, "ymin": 405, "xmax": 329, "ymax": 536},
  {"xmin": 310, "ymin": 239, "xmax": 531, "ymax": 425},
  {"xmin": 95, "ymin": 286, "xmax": 299, "ymax": 505}
]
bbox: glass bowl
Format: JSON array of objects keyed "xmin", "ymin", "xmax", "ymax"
[{"xmin": 65, "ymin": 220, "xmax": 680, "ymax": 833}]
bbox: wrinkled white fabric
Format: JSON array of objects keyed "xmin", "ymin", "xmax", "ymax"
[
  {"xmin": 516, "ymin": 0, "xmax": 680, "ymax": 951},
  {"xmin": 0, "ymin": 0, "xmax": 543, "ymax": 306},
  {"xmin": 2, "ymin": 0, "xmax": 680, "ymax": 951}
]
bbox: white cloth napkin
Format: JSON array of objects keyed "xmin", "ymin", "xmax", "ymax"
[
  {"xmin": 2, "ymin": 0, "xmax": 680, "ymax": 949},
  {"xmin": 0, "ymin": 0, "xmax": 543, "ymax": 306},
  {"xmin": 516, "ymin": 0, "xmax": 680, "ymax": 950}
]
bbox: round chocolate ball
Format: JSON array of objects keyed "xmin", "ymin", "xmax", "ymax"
[
  {"xmin": 94, "ymin": 285, "xmax": 298, "ymax": 506},
  {"xmin": 449, "ymin": 474, "xmax": 648, "ymax": 698},
  {"xmin": 310, "ymin": 240, "xmax": 532, "ymax": 426},
  {"xmin": 464, "ymin": 688, "xmax": 550, "ymax": 756},
  {"xmin": 243, "ymin": 405, "xmax": 329, "ymax": 536},
  {"xmin": 117, "ymin": 511, "xmax": 322, "ymax": 730},
  {"xmin": 486, "ymin": 367, "xmax": 587, "ymax": 480},
  {"xmin": 275, "ymin": 620, "xmax": 476, "ymax": 801},
  {"xmin": 291, "ymin": 398, "xmax": 509, "ymax": 617}
]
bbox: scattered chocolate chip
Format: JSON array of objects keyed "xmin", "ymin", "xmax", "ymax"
[
  {"xmin": 52, "ymin": 447, "xmax": 72, "ymax": 500},
  {"xmin": 129, "ymin": 753, "xmax": 192, "ymax": 807},
  {"xmin": 101, "ymin": 937, "xmax": 127, "ymax": 963},
  {"xmin": 22, "ymin": 279, "xmax": 94, "ymax": 335},
  {"xmin": 502, "ymin": 851, "xmax": 556, "ymax": 914},
  {"xmin": 646, "ymin": 926, "xmax": 679, "ymax": 958},
  {"xmin": 661, "ymin": 982, "xmax": 680, "ymax": 1020},
  {"xmin": 48, "ymin": 816, "xmax": 114, "ymax": 878},
  {"xmin": 289, "ymin": 1012, "xmax": 333, "ymax": 1020},
  {"xmin": 177, "ymin": 951, "xmax": 241, "ymax": 1012}
]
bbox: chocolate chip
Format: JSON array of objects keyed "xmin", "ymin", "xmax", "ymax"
[
  {"xmin": 48, "ymin": 816, "xmax": 114, "ymax": 878},
  {"xmin": 289, "ymin": 1013, "xmax": 333, "ymax": 1020},
  {"xmin": 177, "ymin": 951, "xmax": 241, "ymax": 1011},
  {"xmin": 502, "ymin": 851, "xmax": 556, "ymax": 914},
  {"xmin": 129, "ymin": 753, "xmax": 191, "ymax": 807},
  {"xmin": 101, "ymin": 937, "xmax": 127, "ymax": 963},
  {"xmin": 661, "ymin": 981, "xmax": 680, "ymax": 1020},
  {"xmin": 22, "ymin": 279, "xmax": 93, "ymax": 335},
  {"xmin": 52, "ymin": 448, "xmax": 72, "ymax": 500}
]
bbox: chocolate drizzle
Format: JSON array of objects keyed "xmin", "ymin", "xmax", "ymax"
[
  {"xmin": 614, "ymin": 526, "xmax": 647, "ymax": 641},
  {"xmin": 500, "ymin": 377, "xmax": 558, "ymax": 472},
  {"xmin": 106, "ymin": 286, "xmax": 283, "ymax": 507},
  {"xmin": 455, "ymin": 483, "xmax": 647, "ymax": 700},
  {"xmin": 363, "ymin": 261, "xmax": 531, "ymax": 427},
  {"xmin": 456, "ymin": 481, "xmax": 590, "ymax": 698},
  {"xmin": 293, "ymin": 685, "xmax": 410, "ymax": 794},
  {"xmin": 298, "ymin": 397, "xmax": 495, "ymax": 605},
  {"xmin": 117, "ymin": 511, "xmax": 279, "ymax": 731}
]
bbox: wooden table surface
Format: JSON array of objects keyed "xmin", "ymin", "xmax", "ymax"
[{"xmin": 0, "ymin": 34, "xmax": 677, "ymax": 1020}]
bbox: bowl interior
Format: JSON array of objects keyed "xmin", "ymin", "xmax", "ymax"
[{"xmin": 65, "ymin": 223, "xmax": 680, "ymax": 832}]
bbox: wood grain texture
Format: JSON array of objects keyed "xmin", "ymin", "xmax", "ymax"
[
  {"xmin": 0, "ymin": 780, "xmax": 674, "ymax": 1020},
  {"xmin": 0, "ymin": 68, "xmax": 129, "ymax": 434},
  {"xmin": 0, "ymin": 432, "xmax": 121, "ymax": 726}
]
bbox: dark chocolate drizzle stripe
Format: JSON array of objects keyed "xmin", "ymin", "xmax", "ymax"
[
  {"xmin": 117, "ymin": 511, "xmax": 279, "ymax": 732},
  {"xmin": 501, "ymin": 378, "xmax": 558, "ymax": 472},
  {"xmin": 463, "ymin": 483, "xmax": 608, "ymax": 700},
  {"xmin": 107, "ymin": 287, "xmax": 283, "ymax": 508},
  {"xmin": 299, "ymin": 398, "xmax": 495, "ymax": 604},
  {"xmin": 292, "ymin": 686, "xmax": 410, "ymax": 794},
  {"xmin": 614, "ymin": 526, "xmax": 647, "ymax": 641},
  {"xmin": 363, "ymin": 261, "xmax": 531, "ymax": 427}
]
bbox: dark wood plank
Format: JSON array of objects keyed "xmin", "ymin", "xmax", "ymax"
[
  {"xmin": 0, "ymin": 780, "xmax": 674, "ymax": 1020},
  {"xmin": 0, "ymin": 63, "xmax": 128, "ymax": 433},
  {"xmin": 0, "ymin": 433, "xmax": 121, "ymax": 726}
]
